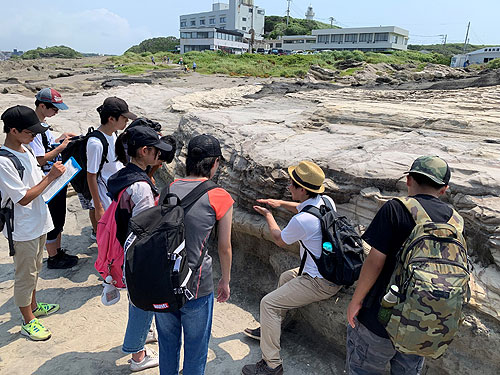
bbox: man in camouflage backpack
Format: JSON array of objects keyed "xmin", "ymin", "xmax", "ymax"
[{"xmin": 346, "ymin": 156, "xmax": 468, "ymax": 374}]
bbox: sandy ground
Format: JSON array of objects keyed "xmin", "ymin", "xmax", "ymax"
[{"xmin": 0, "ymin": 195, "xmax": 345, "ymax": 375}]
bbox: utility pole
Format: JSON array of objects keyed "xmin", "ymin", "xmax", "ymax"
[
  {"xmin": 463, "ymin": 22, "xmax": 470, "ymax": 54},
  {"xmin": 329, "ymin": 17, "xmax": 335, "ymax": 28},
  {"xmin": 286, "ymin": 0, "xmax": 291, "ymax": 27},
  {"xmin": 441, "ymin": 34, "xmax": 447, "ymax": 45}
]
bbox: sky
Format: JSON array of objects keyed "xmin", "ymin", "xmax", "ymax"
[{"xmin": 1, "ymin": 1, "xmax": 498, "ymax": 55}]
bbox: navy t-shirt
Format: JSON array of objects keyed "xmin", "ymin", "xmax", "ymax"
[{"xmin": 358, "ymin": 194, "xmax": 454, "ymax": 338}]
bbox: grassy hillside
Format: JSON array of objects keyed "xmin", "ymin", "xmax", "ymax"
[
  {"xmin": 265, "ymin": 16, "xmax": 338, "ymax": 39},
  {"xmin": 408, "ymin": 43, "xmax": 493, "ymax": 57},
  {"xmin": 110, "ymin": 49, "xmax": 450, "ymax": 77},
  {"xmin": 126, "ymin": 37, "xmax": 179, "ymax": 54},
  {"xmin": 20, "ymin": 46, "xmax": 82, "ymax": 59}
]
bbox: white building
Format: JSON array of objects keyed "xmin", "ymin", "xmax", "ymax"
[
  {"xmin": 180, "ymin": 28, "xmax": 248, "ymax": 54},
  {"xmin": 451, "ymin": 47, "xmax": 500, "ymax": 67},
  {"xmin": 311, "ymin": 26, "xmax": 409, "ymax": 52},
  {"xmin": 179, "ymin": 0, "xmax": 265, "ymax": 40}
]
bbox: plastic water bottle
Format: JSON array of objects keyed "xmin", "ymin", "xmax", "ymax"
[
  {"xmin": 322, "ymin": 242, "xmax": 333, "ymax": 253},
  {"xmin": 101, "ymin": 275, "xmax": 120, "ymax": 306},
  {"xmin": 377, "ymin": 285, "xmax": 399, "ymax": 326}
]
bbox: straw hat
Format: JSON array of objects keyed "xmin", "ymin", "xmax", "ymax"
[{"xmin": 288, "ymin": 161, "xmax": 325, "ymax": 194}]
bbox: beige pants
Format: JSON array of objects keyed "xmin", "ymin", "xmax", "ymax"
[
  {"xmin": 13, "ymin": 235, "xmax": 46, "ymax": 307},
  {"xmin": 260, "ymin": 267, "xmax": 342, "ymax": 367}
]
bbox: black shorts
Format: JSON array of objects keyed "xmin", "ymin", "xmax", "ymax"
[{"xmin": 47, "ymin": 185, "xmax": 68, "ymax": 241}]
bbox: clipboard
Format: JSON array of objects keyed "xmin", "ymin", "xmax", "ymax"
[{"xmin": 42, "ymin": 157, "xmax": 82, "ymax": 204}]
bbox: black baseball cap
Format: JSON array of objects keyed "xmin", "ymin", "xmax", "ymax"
[
  {"xmin": 127, "ymin": 126, "xmax": 172, "ymax": 153},
  {"xmin": 97, "ymin": 97, "xmax": 137, "ymax": 120},
  {"xmin": 1, "ymin": 105, "xmax": 49, "ymax": 134},
  {"xmin": 187, "ymin": 134, "xmax": 224, "ymax": 160}
]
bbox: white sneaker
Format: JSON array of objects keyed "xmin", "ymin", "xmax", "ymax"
[
  {"xmin": 145, "ymin": 328, "xmax": 157, "ymax": 344},
  {"xmin": 129, "ymin": 349, "xmax": 159, "ymax": 372}
]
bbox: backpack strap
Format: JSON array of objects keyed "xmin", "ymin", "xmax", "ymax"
[
  {"xmin": 298, "ymin": 195, "xmax": 334, "ymax": 276},
  {"xmin": 180, "ymin": 180, "xmax": 218, "ymax": 213},
  {"xmin": 87, "ymin": 129, "xmax": 109, "ymax": 176},
  {"xmin": 0, "ymin": 148, "xmax": 25, "ymax": 180},
  {"xmin": 40, "ymin": 131, "xmax": 51, "ymax": 153},
  {"xmin": 0, "ymin": 148, "xmax": 25, "ymax": 256},
  {"xmin": 447, "ymin": 209, "xmax": 464, "ymax": 234},
  {"xmin": 394, "ymin": 197, "xmax": 432, "ymax": 225}
]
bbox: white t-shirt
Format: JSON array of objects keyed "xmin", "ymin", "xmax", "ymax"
[
  {"xmin": 0, "ymin": 145, "xmax": 53, "ymax": 241},
  {"xmin": 126, "ymin": 181, "xmax": 156, "ymax": 217},
  {"xmin": 86, "ymin": 131, "xmax": 123, "ymax": 210},
  {"xmin": 281, "ymin": 195, "xmax": 337, "ymax": 279}
]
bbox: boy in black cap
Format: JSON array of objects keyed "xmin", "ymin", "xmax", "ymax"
[
  {"xmin": 346, "ymin": 156, "xmax": 460, "ymax": 374},
  {"xmin": 87, "ymin": 97, "xmax": 136, "ymax": 229},
  {"xmin": 0, "ymin": 105, "xmax": 65, "ymax": 341},
  {"xmin": 30, "ymin": 88, "xmax": 78, "ymax": 269}
]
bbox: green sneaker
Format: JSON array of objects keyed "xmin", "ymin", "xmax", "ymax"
[
  {"xmin": 21, "ymin": 318, "xmax": 51, "ymax": 341},
  {"xmin": 33, "ymin": 302, "xmax": 60, "ymax": 318}
]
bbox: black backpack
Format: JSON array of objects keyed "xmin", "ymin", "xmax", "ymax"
[
  {"xmin": 0, "ymin": 148, "xmax": 25, "ymax": 256},
  {"xmin": 299, "ymin": 196, "xmax": 364, "ymax": 286},
  {"xmin": 124, "ymin": 180, "xmax": 218, "ymax": 313},
  {"xmin": 61, "ymin": 128, "xmax": 108, "ymax": 200}
]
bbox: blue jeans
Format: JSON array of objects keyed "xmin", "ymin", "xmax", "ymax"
[
  {"xmin": 346, "ymin": 321, "xmax": 425, "ymax": 375},
  {"xmin": 122, "ymin": 302, "xmax": 155, "ymax": 353},
  {"xmin": 156, "ymin": 293, "xmax": 214, "ymax": 375}
]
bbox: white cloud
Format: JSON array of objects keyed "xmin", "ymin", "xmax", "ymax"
[{"xmin": 0, "ymin": 8, "xmax": 152, "ymax": 55}]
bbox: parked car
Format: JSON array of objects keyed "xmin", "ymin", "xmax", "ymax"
[{"xmin": 256, "ymin": 48, "xmax": 265, "ymax": 54}]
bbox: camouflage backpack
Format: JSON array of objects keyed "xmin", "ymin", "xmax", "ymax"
[{"xmin": 384, "ymin": 197, "xmax": 470, "ymax": 359}]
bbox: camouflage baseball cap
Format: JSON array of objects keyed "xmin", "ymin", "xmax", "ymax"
[{"xmin": 406, "ymin": 156, "xmax": 450, "ymax": 185}]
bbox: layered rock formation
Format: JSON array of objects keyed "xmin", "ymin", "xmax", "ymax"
[{"xmin": 162, "ymin": 82, "xmax": 500, "ymax": 374}]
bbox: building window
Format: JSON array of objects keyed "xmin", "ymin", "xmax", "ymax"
[
  {"xmin": 197, "ymin": 32, "xmax": 209, "ymax": 38},
  {"xmin": 242, "ymin": 17, "xmax": 247, "ymax": 21},
  {"xmin": 242, "ymin": 27, "xmax": 246, "ymax": 30},
  {"xmin": 190, "ymin": 20, "xmax": 196, "ymax": 26},
  {"xmin": 200, "ymin": 19, "xmax": 205, "ymax": 25},
  {"xmin": 331, "ymin": 34, "xmax": 343, "ymax": 43},
  {"xmin": 392, "ymin": 35, "xmax": 398, "ymax": 44},
  {"xmin": 374, "ymin": 33, "xmax": 389, "ymax": 42},
  {"xmin": 318, "ymin": 35, "xmax": 330, "ymax": 43},
  {"xmin": 181, "ymin": 32, "xmax": 192, "ymax": 39},
  {"xmin": 359, "ymin": 33, "xmax": 373, "ymax": 43},
  {"xmin": 220, "ymin": 17, "xmax": 226, "ymax": 23},
  {"xmin": 276, "ymin": 43, "xmax": 282, "ymax": 48},
  {"xmin": 345, "ymin": 34, "xmax": 358, "ymax": 43},
  {"xmin": 306, "ymin": 39, "xmax": 315, "ymax": 43},
  {"xmin": 257, "ymin": 10, "xmax": 265, "ymax": 15},
  {"xmin": 284, "ymin": 40, "xmax": 293, "ymax": 44},
  {"xmin": 209, "ymin": 18, "xmax": 215, "ymax": 24},
  {"xmin": 180, "ymin": 21, "xmax": 187, "ymax": 27}
]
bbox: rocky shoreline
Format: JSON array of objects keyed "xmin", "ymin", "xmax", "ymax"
[{"xmin": 0, "ymin": 57, "xmax": 499, "ymax": 374}]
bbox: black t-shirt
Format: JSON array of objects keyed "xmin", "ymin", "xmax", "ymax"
[{"xmin": 357, "ymin": 194, "xmax": 454, "ymax": 338}]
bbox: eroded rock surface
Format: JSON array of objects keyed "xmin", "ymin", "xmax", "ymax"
[{"xmin": 162, "ymin": 82, "xmax": 500, "ymax": 374}]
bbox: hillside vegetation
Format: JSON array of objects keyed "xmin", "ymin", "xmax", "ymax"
[
  {"xmin": 20, "ymin": 46, "xmax": 82, "ymax": 59},
  {"xmin": 126, "ymin": 37, "xmax": 179, "ymax": 54},
  {"xmin": 408, "ymin": 43, "xmax": 493, "ymax": 57},
  {"xmin": 110, "ymin": 49, "xmax": 450, "ymax": 77},
  {"xmin": 264, "ymin": 16, "xmax": 336, "ymax": 39}
]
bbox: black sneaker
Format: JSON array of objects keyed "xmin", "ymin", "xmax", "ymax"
[
  {"xmin": 47, "ymin": 248, "xmax": 78, "ymax": 269},
  {"xmin": 243, "ymin": 327, "xmax": 261, "ymax": 341},
  {"xmin": 242, "ymin": 360, "xmax": 283, "ymax": 375}
]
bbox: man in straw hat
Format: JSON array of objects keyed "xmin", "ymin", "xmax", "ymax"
[{"xmin": 242, "ymin": 161, "xmax": 342, "ymax": 375}]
